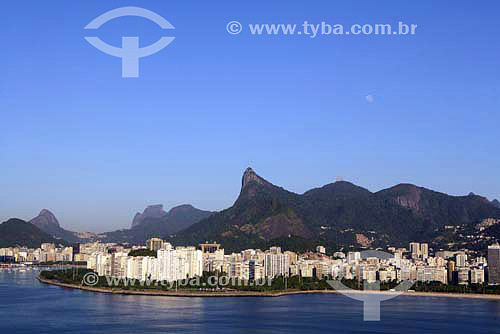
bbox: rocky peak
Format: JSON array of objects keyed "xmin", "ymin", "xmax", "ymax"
[
  {"xmin": 242, "ymin": 167, "xmax": 267, "ymax": 189},
  {"xmin": 492, "ymin": 199, "xmax": 500, "ymax": 209},
  {"xmin": 131, "ymin": 204, "xmax": 168, "ymax": 228},
  {"xmin": 377, "ymin": 184, "xmax": 423, "ymax": 211},
  {"xmin": 168, "ymin": 204, "xmax": 195, "ymax": 215},
  {"xmin": 30, "ymin": 209, "xmax": 60, "ymax": 227}
]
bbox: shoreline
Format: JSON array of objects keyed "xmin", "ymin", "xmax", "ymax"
[{"xmin": 37, "ymin": 276, "xmax": 500, "ymax": 300}]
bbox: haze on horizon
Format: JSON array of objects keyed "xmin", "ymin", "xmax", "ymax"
[{"xmin": 1, "ymin": 1, "xmax": 499, "ymax": 232}]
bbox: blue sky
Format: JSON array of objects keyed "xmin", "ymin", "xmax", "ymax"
[{"xmin": 1, "ymin": 0, "xmax": 499, "ymax": 232}]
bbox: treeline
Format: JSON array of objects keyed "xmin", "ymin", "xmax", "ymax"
[
  {"xmin": 40, "ymin": 270, "xmax": 500, "ymax": 295},
  {"xmin": 127, "ymin": 249, "xmax": 157, "ymax": 257}
]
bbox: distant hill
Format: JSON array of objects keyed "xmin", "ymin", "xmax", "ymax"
[
  {"xmin": 492, "ymin": 199, "xmax": 500, "ymax": 209},
  {"xmin": 376, "ymin": 184, "xmax": 498, "ymax": 228},
  {"xmin": 0, "ymin": 218, "xmax": 65, "ymax": 248},
  {"xmin": 168, "ymin": 168, "xmax": 500, "ymax": 253},
  {"xmin": 304, "ymin": 181, "xmax": 372, "ymax": 200},
  {"xmin": 29, "ymin": 209, "xmax": 83, "ymax": 243},
  {"xmin": 100, "ymin": 204, "xmax": 214, "ymax": 244}
]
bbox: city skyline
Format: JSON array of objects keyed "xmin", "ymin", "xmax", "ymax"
[{"xmin": 3, "ymin": 239, "xmax": 499, "ymax": 289}]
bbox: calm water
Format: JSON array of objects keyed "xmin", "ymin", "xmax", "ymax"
[{"xmin": 1, "ymin": 270, "xmax": 499, "ymax": 334}]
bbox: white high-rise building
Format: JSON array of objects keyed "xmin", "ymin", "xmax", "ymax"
[
  {"xmin": 420, "ymin": 243, "xmax": 429, "ymax": 260},
  {"xmin": 127, "ymin": 256, "xmax": 144, "ymax": 280},
  {"xmin": 264, "ymin": 247, "xmax": 289, "ymax": 278},
  {"xmin": 176, "ymin": 246, "xmax": 203, "ymax": 279},
  {"xmin": 470, "ymin": 268, "xmax": 485, "ymax": 284},
  {"xmin": 141, "ymin": 256, "xmax": 158, "ymax": 281},
  {"xmin": 410, "ymin": 242, "xmax": 421, "ymax": 259},
  {"xmin": 157, "ymin": 245, "xmax": 179, "ymax": 282}
]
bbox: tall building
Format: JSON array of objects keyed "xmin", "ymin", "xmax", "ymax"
[
  {"xmin": 410, "ymin": 242, "xmax": 420, "ymax": 259},
  {"xmin": 488, "ymin": 244, "xmax": 500, "ymax": 285},
  {"xmin": 249, "ymin": 259, "xmax": 265, "ymax": 281},
  {"xmin": 157, "ymin": 245, "xmax": 178, "ymax": 282},
  {"xmin": 470, "ymin": 268, "xmax": 485, "ymax": 284},
  {"xmin": 457, "ymin": 268, "xmax": 470, "ymax": 285},
  {"xmin": 420, "ymin": 243, "xmax": 429, "ymax": 260},
  {"xmin": 447, "ymin": 260, "xmax": 456, "ymax": 284},
  {"xmin": 147, "ymin": 238, "xmax": 164, "ymax": 251},
  {"xmin": 264, "ymin": 247, "xmax": 289, "ymax": 278},
  {"xmin": 176, "ymin": 246, "xmax": 203, "ymax": 279},
  {"xmin": 202, "ymin": 248, "xmax": 224, "ymax": 272}
]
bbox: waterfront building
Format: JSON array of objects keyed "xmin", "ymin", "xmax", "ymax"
[
  {"xmin": 264, "ymin": 247, "xmax": 289, "ymax": 278},
  {"xmin": 176, "ymin": 246, "xmax": 203, "ymax": 279},
  {"xmin": 157, "ymin": 244, "xmax": 179, "ymax": 282},
  {"xmin": 470, "ymin": 268, "xmax": 485, "ymax": 284},
  {"xmin": 487, "ymin": 244, "xmax": 500, "ymax": 284},
  {"xmin": 457, "ymin": 268, "xmax": 470, "ymax": 285},
  {"xmin": 362, "ymin": 267, "xmax": 377, "ymax": 283},
  {"xmin": 447, "ymin": 260, "xmax": 456, "ymax": 284},
  {"xmin": 202, "ymin": 248, "xmax": 225, "ymax": 273}
]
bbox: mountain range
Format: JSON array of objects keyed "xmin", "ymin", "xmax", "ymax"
[
  {"xmin": 2, "ymin": 167, "xmax": 499, "ymax": 251},
  {"xmin": 99, "ymin": 204, "xmax": 214, "ymax": 244},
  {"xmin": 29, "ymin": 209, "xmax": 83, "ymax": 243},
  {"xmin": 0, "ymin": 218, "xmax": 65, "ymax": 248},
  {"xmin": 23, "ymin": 204, "xmax": 213, "ymax": 246},
  {"xmin": 167, "ymin": 168, "xmax": 500, "ymax": 252}
]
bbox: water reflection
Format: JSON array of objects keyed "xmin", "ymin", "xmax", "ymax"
[{"xmin": 0, "ymin": 270, "xmax": 499, "ymax": 334}]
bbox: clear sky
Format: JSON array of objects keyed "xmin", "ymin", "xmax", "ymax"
[{"xmin": 1, "ymin": 0, "xmax": 499, "ymax": 232}]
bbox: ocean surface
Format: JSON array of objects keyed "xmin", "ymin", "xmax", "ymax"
[{"xmin": 1, "ymin": 269, "xmax": 499, "ymax": 334}]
